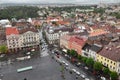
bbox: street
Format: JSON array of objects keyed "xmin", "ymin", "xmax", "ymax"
[{"xmin": 0, "ymin": 51, "xmax": 84, "ymax": 80}]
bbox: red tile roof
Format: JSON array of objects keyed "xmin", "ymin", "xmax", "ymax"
[
  {"xmin": 6, "ymin": 27, "xmax": 19, "ymax": 35},
  {"xmin": 98, "ymin": 42, "xmax": 120, "ymax": 61},
  {"xmin": 69, "ymin": 35, "xmax": 87, "ymax": 47},
  {"xmin": 89, "ymin": 29, "xmax": 108, "ymax": 37}
]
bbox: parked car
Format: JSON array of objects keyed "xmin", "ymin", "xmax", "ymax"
[
  {"xmin": 84, "ymin": 66, "xmax": 88, "ymax": 70},
  {"xmin": 72, "ymin": 69, "xmax": 77, "ymax": 73},
  {"xmin": 80, "ymin": 74, "xmax": 85, "ymax": 78},
  {"xmin": 0, "ymin": 54, "xmax": 5, "ymax": 58},
  {"xmin": 101, "ymin": 76, "xmax": 106, "ymax": 80},
  {"xmin": 75, "ymin": 62, "xmax": 81, "ymax": 67},
  {"xmin": 76, "ymin": 71, "xmax": 80, "ymax": 75},
  {"xmin": 64, "ymin": 63, "xmax": 68, "ymax": 66},
  {"xmin": 26, "ymin": 52, "xmax": 30, "ymax": 55}
]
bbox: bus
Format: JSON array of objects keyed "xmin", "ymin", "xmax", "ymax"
[{"xmin": 17, "ymin": 66, "xmax": 33, "ymax": 73}]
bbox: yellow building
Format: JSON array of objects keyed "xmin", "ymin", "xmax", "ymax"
[{"xmin": 97, "ymin": 42, "xmax": 120, "ymax": 74}]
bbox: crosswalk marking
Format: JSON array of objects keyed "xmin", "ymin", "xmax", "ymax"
[{"xmin": 40, "ymin": 50, "xmax": 49, "ymax": 57}]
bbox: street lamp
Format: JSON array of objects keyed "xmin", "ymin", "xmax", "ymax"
[{"xmin": 59, "ymin": 30, "xmax": 62, "ymax": 49}]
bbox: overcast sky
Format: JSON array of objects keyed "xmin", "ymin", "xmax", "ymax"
[{"xmin": 0, "ymin": 0, "xmax": 119, "ymax": 4}]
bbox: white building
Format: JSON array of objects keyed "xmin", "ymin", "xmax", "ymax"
[
  {"xmin": 45, "ymin": 26, "xmax": 73, "ymax": 44},
  {"xmin": 6, "ymin": 27, "xmax": 40, "ymax": 51},
  {"xmin": 82, "ymin": 43, "xmax": 102, "ymax": 60}
]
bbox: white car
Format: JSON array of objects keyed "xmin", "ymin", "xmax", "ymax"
[
  {"xmin": 101, "ymin": 76, "xmax": 106, "ymax": 80},
  {"xmin": 84, "ymin": 66, "xmax": 88, "ymax": 70},
  {"xmin": 72, "ymin": 69, "xmax": 77, "ymax": 72},
  {"xmin": 76, "ymin": 71, "xmax": 80, "ymax": 75},
  {"xmin": 65, "ymin": 63, "xmax": 68, "ymax": 66},
  {"xmin": 26, "ymin": 52, "xmax": 30, "ymax": 55},
  {"xmin": 61, "ymin": 61, "xmax": 65, "ymax": 64},
  {"xmin": 31, "ymin": 49, "xmax": 35, "ymax": 51},
  {"xmin": 80, "ymin": 74, "xmax": 85, "ymax": 78}
]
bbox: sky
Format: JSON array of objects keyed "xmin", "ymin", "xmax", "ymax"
[{"xmin": 0, "ymin": 0, "xmax": 120, "ymax": 4}]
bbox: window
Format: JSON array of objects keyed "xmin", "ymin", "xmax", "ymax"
[
  {"xmin": 107, "ymin": 60, "xmax": 109, "ymax": 62},
  {"xmin": 110, "ymin": 66, "xmax": 112, "ymax": 68},
  {"xmin": 111, "ymin": 61, "xmax": 112, "ymax": 64},
  {"xmin": 113, "ymin": 67, "xmax": 115, "ymax": 70},
  {"xmin": 114, "ymin": 63, "xmax": 115, "ymax": 65}
]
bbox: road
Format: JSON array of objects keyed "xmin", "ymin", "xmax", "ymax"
[
  {"xmin": 0, "ymin": 49, "xmax": 85, "ymax": 80},
  {"xmin": 53, "ymin": 54, "xmax": 96, "ymax": 80}
]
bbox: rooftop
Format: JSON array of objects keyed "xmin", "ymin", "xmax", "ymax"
[
  {"xmin": 6, "ymin": 27, "xmax": 19, "ymax": 35},
  {"xmin": 47, "ymin": 26, "xmax": 73, "ymax": 34},
  {"xmin": 89, "ymin": 29, "xmax": 108, "ymax": 37},
  {"xmin": 69, "ymin": 35, "xmax": 88, "ymax": 47},
  {"xmin": 18, "ymin": 27, "xmax": 38, "ymax": 34},
  {"xmin": 98, "ymin": 41, "xmax": 120, "ymax": 62},
  {"xmin": 82, "ymin": 43, "xmax": 102, "ymax": 52}
]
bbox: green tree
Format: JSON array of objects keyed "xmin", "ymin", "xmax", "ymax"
[
  {"xmin": 110, "ymin": 71, "xmax": 118, "ymax": 80},
  {"xmin": 0, "ymin": 45, "xmax": 8, "ymax": 54},
  {"xmin": 77, "ymin": 55, "xmax": 82, "ymax": 61},
  {"xmin": 93, "ymin": 62, "xmax": 103, "ymax": 71},
  {"xmin": 103, "ymin": 67, "xmax": 110, "ymax": 75},
  {"xmin": 94, "ymin": 8, "xmax": 105, "ymax": 14},
  {"xmin": 0, "ymin": 6, "xmax": 39, "ymax": 19},
  {"xmin": 86, "ymin": 58, "xmax": 94, "ymax": 68},
  {"xmin": 67, "ymin": 49, "xmax": 70, "ymax": 55},
  {"xmin": 70, "ymin": 49, "xmax": 77, "ymax": 57},
  {"xmin": 82, "ymin": 57, "xmax": 88, "ymax": 63},
  {"xmin": 116, "ymin": 13, "xmax": 120, "ymax": 19}
]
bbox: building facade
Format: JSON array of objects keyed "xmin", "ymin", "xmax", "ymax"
[
  {"xmin": 45, "ymin": 26, "xmax": 73, "ymax": 44},
  {"xmin": 82, "ymin": 43, "xmax": 102, "ymax": 60},
  {"xmin": 6, "ymin": 27, "xmax": 40, "ymax": 52},
  {"xmin": 96, "ymin": 42, "xmax": 120, "ymax": 74},
  {"xmin": 6, "ymin": 27, "xmax": 20, "ymax": 51},
  {"xmin": 60, "ymin": 35, "xmax": 87, "ymax": 55}
]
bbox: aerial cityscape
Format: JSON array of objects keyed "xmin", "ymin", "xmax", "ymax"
[{"xmin": 0, "ymin": 0, "xmax": 120, "ymax": 80}]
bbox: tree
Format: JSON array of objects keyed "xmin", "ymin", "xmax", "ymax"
[
  {"xmin": 70, "ymin": 49, "xmax": 77, "ymax": 57},
  {"xmin": 67, "ymin": 49, "xmax": 70, "ymax": 55},
  {"xmin": 103, "ymin": 67, "xmax": 110, "ymax": 75},
  {"xmin": 94, "ymin": 8, "xmax": 105, "ymax": 14},
  {"xmin": 82, "ymin": 57, "xmax": 88, "ymax": 63},
  {"xmin": 110, "ymin": 71, "xmax": 118, "ymax": 80},
  {"xmin": 0, "ymin": 6, "xmax": 39, "ymax": 20},
  {"xmin": 77, "ymin": 55, "xmax": 82, "ymax": 61},
  {"xmin": 86, "ymin": 58, "xmax": 94, "ymax": 68},
  {"xmin": 116, "ymin": 13, "xmax": 120, "ymax": 19},
  {"xmin": 0, "ymin": 45, "xmax": 8, "ymax": 54},
  {"xmin": 93, "ymin": 62, "xmax": 103, "ymax": 71}
]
